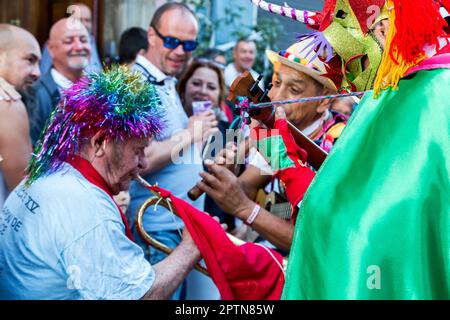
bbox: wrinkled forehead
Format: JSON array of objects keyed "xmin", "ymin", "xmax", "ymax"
[
  {"xmin": 120, "ymin": 136, "xmax": 150, "ymax": 148},
  {"xmin": 102, "ymin": 135, "xmax": 149, "ymax": 153},
  {"xmin": 236, "ymin": 41, "xmax": 256, "ymax": 52},
  {"xmin": 191, "ymin": 66, "xmax": 220, "ymax": 82},
  {"xmin": 20, "ymin": 38, "xmax": 41, "ymax": 58},
  {"xmin": 274, "ymin": 63, "xmax": 317, "ymax": 86},
  {"xmin": 60, "ymin": 22, "xmax": 89, "ymax": 39},
  {"xmin": 158, "ymin": 8, "xmax": 198, "ymax": 38}
]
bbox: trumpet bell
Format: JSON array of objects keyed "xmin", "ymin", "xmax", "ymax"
[
  {"xmin": 135, "ymin": 195, "xmax": 209, "ymax": 276},
  {"xmin": 134, "ymin": 175, "xmax": 288, "ymax": 278}
]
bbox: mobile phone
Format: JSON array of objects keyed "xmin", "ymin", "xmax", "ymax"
[{"xmin": 192, "ymin": 101, "xmax": 213, "ymax": 115}]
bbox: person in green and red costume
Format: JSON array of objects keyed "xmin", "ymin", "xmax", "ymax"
[
  {"xmin": 195, "ymin": 0, "xmax": 390, "ymax": 253},
  {"xmin": 247, "ymin": 0, "xmax": 450, "ymax": 299}
]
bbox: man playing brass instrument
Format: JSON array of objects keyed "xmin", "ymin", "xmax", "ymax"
[{"xmin": 0, "ymin": 67, "xmax": 201, "ymax": 300}]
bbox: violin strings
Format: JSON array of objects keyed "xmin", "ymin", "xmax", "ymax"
[{"xmin": 236, "ymin": 91, "xmax": 366, "ymax": 109}]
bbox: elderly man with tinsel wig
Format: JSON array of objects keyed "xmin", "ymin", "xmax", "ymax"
[{"xmin": 0, "ymin": 67, "xmax": 201, "ymax": 300}]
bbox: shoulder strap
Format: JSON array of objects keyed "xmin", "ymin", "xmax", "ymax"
[{"xmin": 134, "ymin": 62, "xmax": 165, "ymax": 86}]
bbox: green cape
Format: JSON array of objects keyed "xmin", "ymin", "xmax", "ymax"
[{"xmin": 283, "ymin": 68, "xmax": 450, "ymax": 299}]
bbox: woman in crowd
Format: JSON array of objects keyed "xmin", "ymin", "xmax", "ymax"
[
  {"xmin": 177, "ymin": 58, "xmax": 235, "ymax": 230},
  {"xmin": 177, "ymin": 58, "xmax": 231, "ymax": 125}
]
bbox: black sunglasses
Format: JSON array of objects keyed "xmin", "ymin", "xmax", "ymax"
[{"xmin": 151, "ymin": 24, "xmax": 199, "ymax": 52}]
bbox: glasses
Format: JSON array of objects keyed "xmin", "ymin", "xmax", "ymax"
[
  {"xmin": 151, "ymin": 24, "xmax": 199, "ymax": 52},
  {"xmin": 194, "ymin": 58, "xmax": 226, "ymax": 70}
]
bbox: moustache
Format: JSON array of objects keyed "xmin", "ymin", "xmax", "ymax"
[
  {"xmin": 68, "ymin": 52, "xmax": 89, "ymax": 58},
  {"xmin": 24, "ymin": 76, "xmax": 38, "ymax": 85}
]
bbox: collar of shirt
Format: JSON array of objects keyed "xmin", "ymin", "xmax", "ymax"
[
  {"xmin": 135, "ymin": 55, "xmax": 172, "ymax": 84},
  {"xmin": 302, "ymin": 117, "xmax": 324, "ymax": 137},
  {"xmin": 302, "ymin": 110, "xmax": 331, "ymax": 137},
  {"xmin": 51, "ymin": 68, "xmax": 73, "ymax": 90},
  {"xmin": 226, "ymin": 63, "xmax": 257, "ymax": 77}
]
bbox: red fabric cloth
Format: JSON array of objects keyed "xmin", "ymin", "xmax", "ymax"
[
  {"xmin": 405, "ymin": 42, "xmax": 450, "ymax": 76},
  {"xmin": 250, "ymin": 119, "xmax": 316, "ymax": 223},
  {"xmin": 67, "ymin": 156, "xmax": 134, "ymax": 241},
  {"xmin": 145, "ymin": 185, "xmax": 285, "ymax": 300}
]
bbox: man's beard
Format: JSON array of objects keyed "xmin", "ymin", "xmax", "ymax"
[
  {"xmin": 19, "ymin": 76, "xmax": 37, "ymax": 91},
  {"xmin": 68, "ymin": 56, "xmax": 89, "ymax": 71},
  {"xmin": 107, "ymin": 143, "xmax": 135, "ymax": 194}
]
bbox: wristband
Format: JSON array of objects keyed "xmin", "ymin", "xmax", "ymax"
[{"xmin": 245, "ymin": 204, "xmax": 261, "ymax": 226}]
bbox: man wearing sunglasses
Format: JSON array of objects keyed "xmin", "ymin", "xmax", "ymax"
[{"xmin": 130, "ymin": 2, "xmax": 219, "ymax": 300}]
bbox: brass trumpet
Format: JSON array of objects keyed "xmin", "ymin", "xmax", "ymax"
[{"xmin": 134, "ymin": 175, "xmax": 287, "ymax": 277}]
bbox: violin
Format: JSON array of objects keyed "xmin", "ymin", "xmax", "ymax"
[{"xmin": 187, "ymin": 71, "xmax": 327, "ymax": 201}]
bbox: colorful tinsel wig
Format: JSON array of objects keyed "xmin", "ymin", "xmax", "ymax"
[{"xmin": 26, "ymin": 65, "xmax": 165, "ymax": 185}]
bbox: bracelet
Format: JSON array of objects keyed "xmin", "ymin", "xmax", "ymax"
[{"xmin": 245, "ymin": 204, "xmax": 261, "ymax": 226}]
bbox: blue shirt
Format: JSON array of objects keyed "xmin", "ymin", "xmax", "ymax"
[
  {"xmin": 0, "ymin": 164, "xmax": 154, "ymax": 300},
  {"xmin": 129, "ymin": 56, "xmax": 205, "ymax": 233}
]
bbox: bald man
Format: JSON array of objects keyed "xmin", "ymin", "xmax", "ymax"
[
  {"xmin": 40, "ymin": 3, "xmax": 101, "ymax": 74},
  {"xmin": 0, "ymin": 24, "xmax": 41, "ymax": 207},
  {"xmin": 29, "ymin": 18, "xmax": 91, "ymax": 146}
]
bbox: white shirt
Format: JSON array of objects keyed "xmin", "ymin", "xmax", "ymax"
[
  {"xmin": 224, "ymin": 63, "xmax": 263, "ymax": 89},
  {"xmin": 0, "ymin": 164, "xmax": 154, "ymax": 300},
  {"xmin": 248, "ymin": 147, "xmax": 274, "ymax": 176},
  {"xmin": 51, "ymin": 69, "xmax": 73, "ymax": 93}
]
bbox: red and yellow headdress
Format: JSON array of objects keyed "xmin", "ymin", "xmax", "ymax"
[
  {"xmin": 251, "ymin": 0, "xmax": 450, "ymax": 96},
  {"xmin": 374, "ymin": 0, "xmax": 450, "ymax": 95}
]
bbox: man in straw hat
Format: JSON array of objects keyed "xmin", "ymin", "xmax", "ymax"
[
  {"xmin": 196, "ymin": 37, "xmax": 346, "ymax": 252},
  {"xmin": 0, "ymin": 67, "xmax": 202, "ymax": 300},
  {"xmin": 249, "ymin": 0, "xmax": 450, "ymax": 299}
]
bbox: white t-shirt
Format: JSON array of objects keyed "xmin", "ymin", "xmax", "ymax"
[
  {"xmin": 248, "ymin": 147, "xmax": 274, "ymax": 176},
  {"xmin": 51, "ymin": 69, "xmax": 73, "ymax": 92},
  {"xmin": 0, "ymin": 163, "xmax": 154, "ymax": 300}
]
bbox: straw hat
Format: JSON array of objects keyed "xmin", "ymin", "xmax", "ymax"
[{"xmin": 266, "ymin": 38, "xmax": 337, "ymax": 91}]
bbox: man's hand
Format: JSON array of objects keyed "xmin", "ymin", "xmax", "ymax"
[
  {"xmin": 187, "ymin": 110, "xmax": 219, "ymax": 144},
  {"xmin": 214, "ymin": 142, "xmax": 238, "ymax": 173},
  {"xmin": 251, "ymin": 107, "xmax": 308, "ymax": 172},
  {"xmin": 250, "ymin": 107, "xmax": 315, "ymax": 208},
  {"xmin": 196, "ymin": 159, "xmax": 254, "ymax": 219},
  {"xmin": 212, "ymin": 216, "xmax": 228, "ymax": 231},
  {"xmin": 197, "ymin": 159, "xmax": 295, "ymax": 251},
  {"xmin": 180, "ymin": 227, "xmax": 201, "ymax": 261},
  {"xmin": 142, "ymin": 227, "xmax": 201, "ymax": 300},
  {"xmin": 0, "ymin": 78, "xmax": 21, "ymax": 102},
  {"xmin": 214, "ymin": 138, "xmax": 251, "ymax": 175}
]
